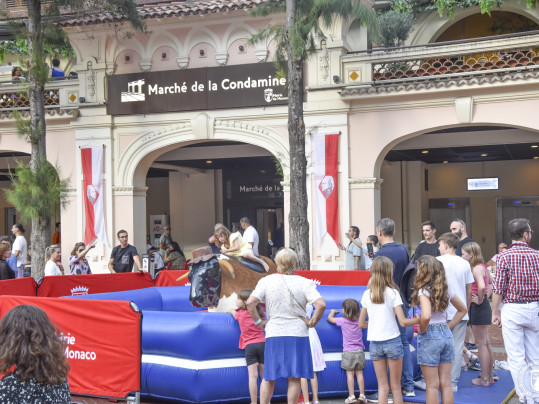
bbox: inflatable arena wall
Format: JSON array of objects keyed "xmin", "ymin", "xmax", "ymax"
[{"xmin": 69, "ymin": 285, "xmax": 418, "ymax": 403}]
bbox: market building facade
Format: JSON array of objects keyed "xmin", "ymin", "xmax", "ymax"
[{"xmin": 0, "ymin": 0, "xmax": 538, "ymax": 272}]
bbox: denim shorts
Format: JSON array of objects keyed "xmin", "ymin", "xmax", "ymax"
[
  {"xmin": 417, "ymin": 323, "xmax": 455, "ymax": 367},
  {"xmin": 369, "ymin": 335, "xmax": 404, "ymax": 361}
]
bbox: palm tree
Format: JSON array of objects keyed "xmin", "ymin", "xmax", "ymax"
[
  {"xmin": 4, "ymin": 0, "xmax": 146, "ymax": 279},
  {"xmin": 250, "ymin": 0, "xmax": 378, "ymax": 269}
]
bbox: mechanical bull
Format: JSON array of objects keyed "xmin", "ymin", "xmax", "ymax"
[{"xmin": 177, "ymin": 246, "xmax": 276, "ymax": 312}]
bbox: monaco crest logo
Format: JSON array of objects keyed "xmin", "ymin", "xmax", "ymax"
[{"xmin": 71, "ymin": 286, "xmax": 89, "ymax": 296}]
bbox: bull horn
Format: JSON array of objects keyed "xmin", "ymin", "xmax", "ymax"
[
  {"xmin": 176, "ymin": 272, "xmax": 189, "ymax": 282},
  {"xmin": 219, "ymin": 259, "xmax": 235, "ymax": 278}
]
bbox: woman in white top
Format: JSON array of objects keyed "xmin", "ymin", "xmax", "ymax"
[
  {"xmin": 44, "ymin": 245, "xmax": 62, "ymax": 276},
  {"xmin": 358, "ymin": 257, "xmax": 419, "ymax": 404},
  {"xmin": 411, "ymin": 256, "xmax": 467, "ymax": 404},
  {"xmin": 246, "ymin": 248, "xmax": 326, "ymax": 404}
]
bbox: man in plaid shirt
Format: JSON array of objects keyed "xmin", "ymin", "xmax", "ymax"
[{"xmin": 492, "ymin": 218, "xmax": 539, "ymax": 404}]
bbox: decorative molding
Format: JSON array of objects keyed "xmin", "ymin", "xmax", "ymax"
[
  {"xmin": 348, "ymin": 177, "xmax": 383, "ymax": 189},
  {"xmin": 64, "ymin": 187, "xmax": 78, "ymax": 197},
  {"xmin": 141, "ymin": 122, "xmax": 191, "ymax": 142},
  {"xmin": 455, "ymin": 96, "xmax": 473, "ymax": 124},
  {"xmin": 113, "ymin": 186, "xmax": 148, "ymax": 196},
  {"xmin": 214, "ymin": 119, "xmax": 272, "ymax": 137},
  {"xmin": 86, "ymin": 60, "xmax": 96, "ymax": 100},
  {"xmin": 255, "ymin": 49, "xmax": 268, "ymax": 62},
  {"xmin": 139, "ymin": 59, "xmax": 152, "ymax": 72},
  {"xmin": 280, "ymin": 180, "xmax": 290, "ymax": 191},
  {"xmin": 319, "ymin": 40, "xmax": 330, "ymax": 82},
  {"xmin": 176, "ymin": 57, "xmax": 189, "ymax": 69},
  {"xmin": 215, "ymin": 53, "xmax": 228, "ymax": 66},
  {"xmin": 191, "ymin": 113, "xmax": 213, "ymax": 139}
]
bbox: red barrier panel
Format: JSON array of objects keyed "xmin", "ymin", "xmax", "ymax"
[
  {"xmin": 0, "ymin": 296, "xmax": 141, "ymax": 398},
  {"xmin": 0, "ymin": 277, "xmax": 37, "ymax": 296},
  {"xmin": 37, "ymin": 272, "xmax": 154, "ymax": 297},
  {"xmin": 154, "ymin": 270, "xmax": 189, "ymax": 287},
  {"xmin": 154, "ymin": 269, "xmax": 369, "ymax": 286},
  {"xmin": 295, "ymin": 270, "xmax": 370, "ymax": 286}
]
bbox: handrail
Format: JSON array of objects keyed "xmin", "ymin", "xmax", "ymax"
[{"xmin": 348, "ymin": 29, "xmax": 539, "ymax": 55}]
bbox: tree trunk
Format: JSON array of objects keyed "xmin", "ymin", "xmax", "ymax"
[
  {"xmin": 27, "ymin": 0, "xmax": 49, "ymax": 279},
  {"xmin": 285, "ymin": 0, "xmax": 310, "ymax": 270}
]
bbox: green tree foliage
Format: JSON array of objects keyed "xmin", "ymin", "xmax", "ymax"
[
  {"xmin": 389, "ymin": 0, "xmax": 537, "ymax": 18},
  {"xmin": 2, "ymin": 0, "xmax": 146, "ymax": 278},
  {"xmin": 377, "ymin": 10, "xmax": 415, "ymax": 48},
  {"xmin": 5, "ymin": 161, "xmax": 69, "ymax": 223}
]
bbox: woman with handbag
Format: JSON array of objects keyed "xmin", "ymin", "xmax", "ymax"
[{"xmin": 246, "ymin": 248, "xmax": 326, "ymax": 404}]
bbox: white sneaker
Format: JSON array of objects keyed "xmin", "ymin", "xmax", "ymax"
[
  {"xmin": 414, "ymin": 379, "xmax": 427, "ymax": 390},
  {"xmin": 452, "ymin": 386, "xmax": 458, "ymax": 392}
]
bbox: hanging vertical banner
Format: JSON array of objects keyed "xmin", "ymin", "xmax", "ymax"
[
  {"xmin": 313, "ymin": 134, "xmax": 339, "ymax": 247},
  {"xmin": 81, "ymin": 147, "xmax": 109, "ymax": 246}
]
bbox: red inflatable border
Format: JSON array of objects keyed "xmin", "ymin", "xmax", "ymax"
[{"xmin": 0, "ymin": 296, "xmax": 141, "ymax": 398}]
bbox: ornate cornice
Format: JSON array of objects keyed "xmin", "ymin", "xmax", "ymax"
[
  {"xmin": 349, "ymin": 177, "xmax": 383, "ymax": 189},
  {"xmin": 113, "ymin": 186, "xmax": 148, "ymax": 196}
]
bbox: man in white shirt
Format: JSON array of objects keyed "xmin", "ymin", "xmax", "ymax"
[
  {"xmin": 240, "ymin": 217, "xmax": 259, "ymax": 255},
  {"xmin": 11, "ymin": 223, "xmax": 27, "ymax": 278},
  {"xmin": 437, "ymin": 232, "xmax": 474, "ymax": 392}
]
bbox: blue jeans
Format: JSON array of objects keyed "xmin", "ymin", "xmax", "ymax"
[{"xmin": 398, "ymin": 306, "xmax": 414, "ymax": 390}]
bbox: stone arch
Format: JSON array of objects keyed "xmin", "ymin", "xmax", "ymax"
[
  {"xmin": 373, "ymin": 122, "xmax": 539, "ymax": 179},
  {"xmin": 146, "ymin": 31, "xmax": 183, "ymax": 59},
  {"xmin": 222, "ymin": 23, "xmax": 257, "ymax": 52},
  {"xmin": 409, "ymin": 4, "xmax": 539, "ymax": 45},
  {"xmin": 184, "ymin": 27, "xmax": 222, "ymax": 55},
  {"xmin": 117, "ymin": 118, "xmax": 290, "ymax": 188}
]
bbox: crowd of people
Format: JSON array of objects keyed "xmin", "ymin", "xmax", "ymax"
[
  {"xmin": 228, "ymin": 217, "xmax": 538, "ymax": 404},
  {"xmin": 0, "ymin": 215, "xmax": 536, "ymax": 404}
]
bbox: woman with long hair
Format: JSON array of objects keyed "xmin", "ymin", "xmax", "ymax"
[
  {"xmin": 0, "ymin": 305, "xmax": 71, "ymax": 402},
  {"xmin": 214, "ymin": 225, "xmax": 269, "ymax": 271},
  {"xmin": 164, "ymin": 241, "xmax": 186, "ymax": 270},
  {"xmin": 358, "ymin": 257, "xmax": 418, "ymax": 404},
  {"xmin": 69, "ymin": 242, "xmax": 94, "ymax": 275},
  {"xmin": 461, "ymin": 242, "xmax": 495, "ymax": 386},
  {"xmin": 411, "ymin": 256, "xmax": 467, "ymax": 403},
  {"xmin": 44, "ymin": 245, "xmax": 62, "ymax": 276}
]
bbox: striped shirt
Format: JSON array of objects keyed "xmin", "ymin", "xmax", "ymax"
[{"xmin": 493, "ymin": 241, "xmax": 539, "ymax": 303}]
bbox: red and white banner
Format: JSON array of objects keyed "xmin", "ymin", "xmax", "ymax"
[
  {"xmin": 0, "ymin": 296, "xmax": 141, "ymax": 398},
  {"xmin": 313, "ymin": 133, "xmax": 339, "ymax": 247},
  {"xmin": 37, "ymin": 272, "xmax": 154, "ymax": 298},
  {"xmin": 81, "ymin": 147, "xmax": 108, "ymax": 246}
]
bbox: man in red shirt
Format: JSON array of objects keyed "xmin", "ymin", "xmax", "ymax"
[{"xmin": 492, "ymin": 218, "xmax": 539, "ymax": 404}]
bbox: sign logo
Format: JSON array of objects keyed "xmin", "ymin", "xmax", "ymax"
[
  {"xmin": 519, "ymin": 360, "xmax": 539, "ymax": 399},
  {"xmin": 71, "ymin": 286, "xmax": 89, "ymax": 296},
  {"xmin": 86, "ymin": 185, "xmax": 99, "ymax": 206},
  {"xmin": 318, "ymin": 175, "xmax": 335, "ymax": 199},
  {"xmin": 121, "ymin": 79, "xmax": 146, "ymax": 102},
  {"xmin": 264, "ymin": 88, "xmax": 287, "ymax": 103}
]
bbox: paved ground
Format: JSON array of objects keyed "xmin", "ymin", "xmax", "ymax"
[{"xmin": 71, "ymin": 324, "xmax": 517, "ymax": 404}]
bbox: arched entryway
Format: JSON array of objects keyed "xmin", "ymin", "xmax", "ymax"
[{"xmin": 116, "ymin": 117, "xmax": 290, "ymax": 255}]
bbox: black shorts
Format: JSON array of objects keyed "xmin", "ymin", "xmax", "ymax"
[
  {"xmin": 469, "ymin": 298, "xmax": 492, "ymax": 325},
  {"xmin": 245, "ymin": 342, "xmax": 265, "ymax": 366}
]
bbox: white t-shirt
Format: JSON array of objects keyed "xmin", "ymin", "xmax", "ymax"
[
  {"xmin": 437, "ymin": 254, "xmax": 474, "ymax": 321},
  {"xmin": 418, "ymin": 288, "xmax": 455, "ymax": 324},
  {"xmin": 251, "ymin": 273, "xmax": 321, "ymax": 338},
  {"xmin": 12, "ymin": 235, "xmax": 27, "ymax": 267},
  {"xmin": 44, "ymin": 260, "xmax": 62, "ymax": 276},
  {"xmin": 242, "ymin": 226, "xmax": 259, "ymax": 256},
  {"xmin": 360, "ymin": 286, "xmax": 403, "ymax": 341}
]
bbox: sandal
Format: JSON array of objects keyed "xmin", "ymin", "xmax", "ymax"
[
  {"xmin": 358, "ymin": 394, "xmax": 367, "ymax": 403},
  {"xmin": 345, "ymin": 396, "xmax": 357, "ymax": 404}
]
